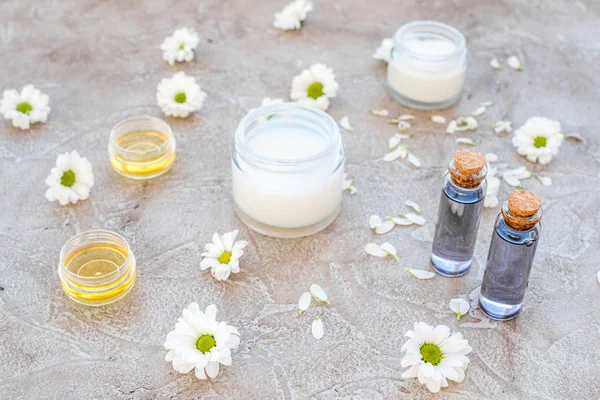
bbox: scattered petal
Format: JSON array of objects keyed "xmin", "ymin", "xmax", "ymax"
[
  {"xmin": 407, "ymin": 152, "xmax": 421, "ymax": 168},
  {"xmin": 490, "ymin": 57, "xmax": 502, "ymax": 70},
  {"xmin": 480, "ymin": 101, "xmax": 494, "ymax": 107},
  {"xmin": 388, "ymin": 134, "xmax": 410, "ymax": 150},
  {"xmin": 401, "ymin": 213, "xmax": 426, "ymax": 226},
  {"xmin": 405, "ymin": 268, "xmax": 435, "ymax": 279},
  {"xmin": 380, "ymin": 243, "xmax": 398, "ymax": 260},
  {"xmin": 404, "ymin": 200, "xmax": 421, "ymax": 214},
  {"xmin": 310, "ymin": 284, "xmax": 329, "ymax": 303},
  {"xmin": 446, "ymin": 120, "xmax": 457, "ymax": 134},
  {"xmin": 485, "ymin": 153, "xmax": 499, "ymax": 162},
  {"xmin": 365, "ymin": 243, "xmax": 388, "ymax": 257},
  {"xmin": 389, "ymin": 216, "xmax": 414, "ymax": 226},
  {"xmin": 565, "ymin": 133, "xmax": 584, "ymax": 143},
  {"xmin": 384, "ymin": 146, "xmax": 407, "ymax": 162},
  {"xmin": 471, "ymin": 106, "xmax": 486, "ymax": 117},
  {"xmin": 399, "ymin": 114, "xmax": 415, "ymax": 121},
  {"xmin": 342, "ymin": 173, "xmax": 358, "ymax": 195},
  {"xmin": 535, "ymin": 175, "xmax": 552, "ymax": 186},
  {"xmin": 502, "ymin": 174, "xmax": 522, "ymax": 188},
  {"xmin": 398, "ymin": 121, "xmax": 411, "ymax": 132},
  {"xmin": 370, "ymin": 109, "xmax": 389, "ymax": 117},
  {"xmin": 369, "ymin": 215, "xmax": 395, "ymax": 234},
  {"xmin": 455, "ymin": 116, "xmax": 478, "ymax": 131},
  {"xmin": 312, "ymin": 317, "xmax": 324, "ymax": 339},
  {"xmin": 373, "ymin": 38, "xmax": 394, "ymax": 62},
  {"xmin": 339, "ymin": 116, "xmax": 353, "ymax": 132},
  {"xmin": 298, "ymin": 292, "xmax": 311, "ymax": 315},
  {"xmin": 449, "ymin": 298, "xmax": 470, "ymax": 320},
  {"xmin": 493, "ymin": 120, "xmax": 513, "ymax": 134},
  {"xmin": 431, "ymin": 115, "xmax": 446, "ymax": 124},
  {"xmin": 507, "ymin": 55, "xmax": 523, "ymax": 71},
  {"xmin": 456, "ymin": 137, "xmax": 476, "ymax": 146},
  {"xmin": 274, "ymin": 0, "xmax": 313, "ymax": 31}
]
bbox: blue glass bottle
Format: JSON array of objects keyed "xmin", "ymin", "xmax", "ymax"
[
  {"xmin": 479, "ymin": 191, "xmax": 542, "ymax": 320},
  {"xmin": 431, "ymin": 150, "xmax": 487, "ymax": 277}
]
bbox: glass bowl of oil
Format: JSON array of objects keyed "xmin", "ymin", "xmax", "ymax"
[
  {"xmin": 109, "ymin": 116, "xmax": 176, "ymax": 180},
  {"xmin": 58, "ymin": 230, "xmax": 136, "ymax": 306}
]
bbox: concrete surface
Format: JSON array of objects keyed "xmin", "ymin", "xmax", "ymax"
[{"xmin": 1, "ymin": 0, "xmax": 599, "ymax": 399}]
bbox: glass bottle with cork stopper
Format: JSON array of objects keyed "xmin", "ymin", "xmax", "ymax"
[
  {"xmin": 431, "ymin": 149, "xmax": 488, "ymax": 276},
  {"xmin": 479, "ymin": 190, "xmax": 542, "ymax": 320}
]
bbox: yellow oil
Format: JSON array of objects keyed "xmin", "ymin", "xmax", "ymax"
[
  {"xmin": 110, "ymin": 130, "xmax": 175, "ymax": 179},
  {"xmin": 61, "ymin": 244, "xmax": 136, "ymax": 305}
]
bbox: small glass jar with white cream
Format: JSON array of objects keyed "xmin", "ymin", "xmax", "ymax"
[
  {"xmin": 387, "ymin": 20, "xmax": 467, "ymax": 110},
  {"xmin": 232, "ymin": 103, "xmax": 345, "ymax": 238}
]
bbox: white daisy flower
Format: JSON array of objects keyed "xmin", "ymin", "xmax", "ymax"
[
  {"xmin": 200, "ymin": 230, "xmax": 248, "ymax": 281},
  {"xmin": 273, "ymin": 0, "xmax": 313, "ymax": 31},
  {"xmin": 365, "ymin": 242, "xmax": 398, "ymax": 260},
  {"xmin": 490, "ymin": 58, "xmax": 502, "ymax": 70},
  {"xmin": 312, "ymin": 316, "xmax": 324, "ymax": 339},
  {"xmin": 298, "ymin": 292, "xmax": 311, "ymax": 315},
  {"xmin": 0, "ymin": 84, "xmax": 50, "ymax": 130},
  {"xmin": 512, "ymin": 117, "xmax": 563, "ymax": 165},
  {"xmin": 507, "ymin": 55, "xmax": 523, "ymax": 71},
  {"xmin": 373, "ymin": 38, "xmax": 394, "ymax": 62},
  {"xmin": 493, "ymin": 120, "xmax": 513, "ymax": 134},
  {"xmin": 449, "ymin": 298, "xmax": 470, "ymax": 320},
  {"xmin": 339, "ymin": 116, "xmax": 353, "ymax": 132},
  {"xmin": 44, "ymin": 151, "xmax": 94, "ymax": 206},
  {"xmin": 164, "ymin": 303, "xmax": 240, "ymax": 380},
  {"xmin": 484, "ymin": 165, "xmax": 500, "ymax": 208},
  {"xmin": 405, "ymin": 268, "xmax": 435, "ymax": 280},
  {"xmin": 160, "ymin": 27, "xmax": 200, "ymax": 66},
  {"xmin": 157, "ymin": 72, "xmax": 207, "ymax": 118},
  {"xmin": 342, "ymin": 173, "xmax": 357, "ymax": 195},
  {"xmin": 290, "ymin": 64, "xmax": 339, "ymax": 111},
  {"xmin": 261, "ymin": 97, "xmax": 284, "ymax": 107},
  {"xmin": 401, "ymin": 322, "xmax": 472, "ymax": 393},
  {"xmin": 369, "ymin": 215, "xmax": 395, "ymax": 235}
]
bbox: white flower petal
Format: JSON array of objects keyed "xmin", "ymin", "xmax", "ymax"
[
  {"xmin": 449, "ymin": 298, "xmax": 470, "ymax": 320},
  {"xmin": 471, "ymin": 106, "xmax": 486, "ymax": 117},
  {"xmin": 384, "ymin": 146, "xmax": 407, "ymax": 162},
  {"xmin": 388, "ymin": 134, "xmax": 402, "ymax": 150},
  {"xmin": 536, "ymin": 175, "xmax": 552, "ymax": 186},
  {"xmin": 373, "ymin": 38, "xmax": 394, "ymax": 62},
  {"xmin": 407, "ymin": 153, "xmax": 421, "ymax": 168},
  {"xmin": 375, "ymin": 220, "xmax": 395, "ymax": 234},
  {"xmin": 446, "ymin": 120, "xmax": 457, "ymax": 134},
  {"xmin": 401, "ymin": 213, "xmax": 425, "ymax": 226},
  {"xmin": 431, "ymin": 115, "xmax": 446, "ymax": 124},
  {"xmin": 380, "ymin": 242, "xmax": 398, "ymax": 259},
  {"xmin": 456, "ymin": 138, "xmax": 476, "ymax": 146},
  {"xmin": 493, "ymin": 120, "xmax": 513, "ymax": 134},
  {"xmin": 312, "ymin": 317, "xmax": 324, "ymax": 340},
  {"xmin": 565, "ymin": 133, "xmax": 584, "ymax": 143},
  {"xmin": 365, "ymin": 243, "xmax": 387, "ymax": 257},
  {"xmin": 404, "ymin": 200, "xmax": 421, "ymax": 214},
  {"xmin": 339, "ymin": 116, "xmax": 353, "ymax": 132},
  {"xmin": 405, "ymin": 268, "xmax": 435, "ymax": 279},
  {"xmin": 480, "ymin": 101, "xmax": 494, "ymax": 107},
  {"xmin": 490, "ymin": 57, "xmax": 501, "ymax": 69},
  {"xmin": 398, "ymin": 121, "xmax": 411, "ymax": 132},
  {"xmin": 309, "ymin": 284, "xmax": 329, "ymax": 303},
  {"xmin": 502, "ymin": 174, "xmax": 522, "ymax": 188},
  {"xmin": 485, "ymin": 153, "xmax": 499, "ymax": 162},
  {"xmin": 369, "ymin": 109, "xmax": 389, "ymax": 117},
  {"xmin": 298, "ymin": 292, "xmax": 311, "ymax": 315},
  {"xmin": 399, "ymin": 114, "xmax": 415, "ymax": 121},
  {"xmin": 507, "ymin": 55, "xmax": 523, "ymax": 71},
  {"xmin": 390, "ymin": 216, "xmax": 414, "ymax": 226},
  {"xmin": 369, "ymin": 215, "xmax": 382, "ymax": 229}
]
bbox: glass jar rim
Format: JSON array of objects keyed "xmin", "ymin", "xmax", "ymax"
[
  {"xmin": 234, "ymin": 102, "xmax": 340, "ymax": 166},
  {"xmin": 393, "ymin": 20, "xmax": 466, "ymax": 62},
  {"xmin": 501, "ymin": 200, "xmax": 542, "ymax": 230},
  {"xmin": 59, "ymin": 229, "xmax": 133, "ymax": 282},
  {"xmin": 109, "ymin": 115, "xmax": 174, "ymax": 155},
  {"xmin": 448, "ymin": 159, "xmax": 487, "ymax": 188}
]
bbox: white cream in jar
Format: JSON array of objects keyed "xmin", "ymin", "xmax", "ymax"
[
  {"xmin": 232, "ymin": 103, "xmax": 344, "ymax": 238},
  {"xmin": 387, "ymin": 21, "xmax": 467, "ymax": 110}
]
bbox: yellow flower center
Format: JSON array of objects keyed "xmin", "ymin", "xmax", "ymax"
[
  {"xmin": 179, "ymin": 43, "xmax": 185, "ymax": 50},
  {"xmin": 420, "ymin": 343, "xmax": 443, "ymax": 366},
  {"xmin": 174, "ymin": 92, "xmax": 187, "ymax": 104},
  {"xmin": 60, "ymin": 170, "xmax": 76, "ymax": 187},
  {"xmin": 195, "ymin": 334, "xmax": 216, "ymax": 353},
  {"xmin": 218, "ymin": 251, "xmax": 232, "ymax": 264},
  {"xmin": 533, "ymin": 136, "xmax": 547, "ymax": 148},
  {"xmin": 16, "ymin": 102, "xmax": 33, "ymax": 114},
  {"xmin": 307, "ymin": 82, "xmax": 324, "ymax": 100}
]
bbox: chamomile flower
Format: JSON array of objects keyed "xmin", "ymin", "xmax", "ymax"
[
  {"xmin": 44, "ymin": 151, "xmax": 94, "ymax": 206},
  {"xmin": 512, "ymin": 117, "xmax": 563, "ymax": 165},
  {"xmin": 160, "ymin": 27, "xmax": 200, "ymax": 66},
  {"xmin": 0, "ymin": 85, "xmax": 50, "ymax": 130},
  {"xmin": 290, "ymin": 64, "xmax": 339, "ymax": 111},
  {"xmin": 157, "ymin": 72, "xmax": 206, "ymax": 118},
  {"xmin": 164, "ymin": 303, "xmax": 240, "ymax": 380},
  {"xmin": 200, "ymin": 230, "xmax": 248, "ymax": 281},
  {"xmin": 273, "ymin": 0, "xmax": 313, "ymax": 31},
  {"xmin": 373, "ymin": 38, "xmax": 394, "ymax": 62},
  {"xmin": 401, "ymin": 322, "xmax": 472, "ymax": 393}
]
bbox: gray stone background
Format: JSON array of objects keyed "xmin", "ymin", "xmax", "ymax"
[{"xmin": 1, "ymin": 0, "xmax": 599, "ymax": 399}]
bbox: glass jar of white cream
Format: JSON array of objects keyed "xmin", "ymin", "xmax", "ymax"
[
  {"xmin": 232, "ymin": 103, "xmax": 345, "ymax": 238},
  {"xmin": 387, "ymin": 20, "xmax": 467, "ymax": 110}
]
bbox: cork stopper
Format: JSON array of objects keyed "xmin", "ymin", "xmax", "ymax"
[
  {"xmin": 449, "ymin": 150, "xmax": 487, "ymax": 188},
  {"xmin": 502, "ymin": 190, "xmax": 542, "ymax": 230}
]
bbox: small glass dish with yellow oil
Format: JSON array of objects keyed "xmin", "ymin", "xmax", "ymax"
[
  {"xmin": 109, "ymin": 116, "xmax": 176, "ymax": 180},
  {"xmin": 58, "ymin": 230, "xmax": 136, "ymax": 306}
]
